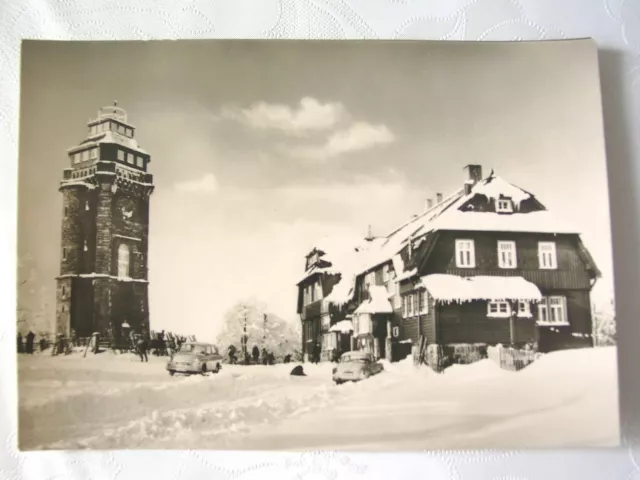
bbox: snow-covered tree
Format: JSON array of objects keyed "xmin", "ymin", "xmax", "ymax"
[
  {"xmin": 17, "ymin": 254, "xmax": 53, "ymax": 336},
  {"xmin": 216, "ymin": 298, "xmax": 301, "ymax": 360},
  {"xmin": 593, "ymin": 297, "xmax": 616, "ymax": 347}
]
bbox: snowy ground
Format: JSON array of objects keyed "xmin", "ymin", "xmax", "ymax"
[{"xmin": 17, "ymin": 346, "xmax": 620, "ymax": 451}]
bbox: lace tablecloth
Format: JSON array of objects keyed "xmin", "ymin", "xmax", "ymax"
[{"xmin": 1, "ymin": 0, "xmax": 639, "ymax": 478}]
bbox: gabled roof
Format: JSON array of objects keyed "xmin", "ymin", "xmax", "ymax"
[{"xmin": 298, "ymin": 170, "xmax": 591, "ymax": 306}]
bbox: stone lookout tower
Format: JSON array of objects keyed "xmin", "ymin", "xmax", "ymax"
[{"xmin": 55, "ymin": 103, "xmax": 154, "ymax": 341}]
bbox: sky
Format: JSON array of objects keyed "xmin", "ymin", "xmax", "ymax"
[{"xmin": 17, "ymin": 39, "xmax": 614, "ymax": 340}]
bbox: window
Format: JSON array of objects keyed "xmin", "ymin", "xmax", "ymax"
[
  {"xmin": 62, "ymin": 248, "xmax": 67, "ymax": 260},
  {"xmin": 497, "ymin": 240, "xmax": 517, "ymax": 269},
  {"xmin": 85, "ymin": 201, "xmax": 90, "ymax": 211},
  {"xmin": 62, "ymin": 286, "xmax": 66, "ymax": 296},
  {"xmin": 496, "ymin": 199, "xmax": 513, "ymax": 213},
  {"xmin": 538, "ymin": 242, "xmax": 557, "ymax": 269},
  {"xmin": 315, "ymin": 281, "xmax": 323, "ymax": 301},
  {"xmin": 487, "ymin": 301, "xmax": 511, "ymax": 318},
  {"xmin": 137, "ymin": 156, "xmax": 144, "ymax": 168},
  {"xmin": 418, "ymin": 290, "xmax": 428, "ymax": 314},
  {"xmin": 455, "ymin": 239, "xmax": 476, "ymax": 268},
  {"xmin": 537, "ymin": 296, "xmax": 568, "ymax": 325},
  {"xmin": 518, "ymin": 301, "xmax": 531, "ymax": 317},
  {"xmin": 64, "ymin": 206, "xmax": 68, "ymax": 217},
  {"xmin": 83, "ymin": 241, "xmax": 88, "ymax": 252},
  {"xmin": 81, "ymin": 150, "xmax": 89, "ymax": 162},
  {"xmin": 90, "ymin": 147, "xmax": 98, "ymax": 159},
  {"xmin": 408, "ymin": 295, "xmax": 414, "ymax": 316},
  {"xmin": 117, "ymin": 243, "xmax": 130, "ymax": 278},
  {"xmin": 117, "ymin": 149, "xmax": 125, "ymax": 161},
  {"xmin": 126, "ymin": 153, "xmax": 134, "ymax": 164},
  {"xmin": 402, "ymin": 295, "xmax": 408, "ymax": 317}
]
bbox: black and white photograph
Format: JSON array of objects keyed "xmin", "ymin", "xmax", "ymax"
[{"xmin": 16, "ymin": 38, "xmax": 619, "ymax": 451}]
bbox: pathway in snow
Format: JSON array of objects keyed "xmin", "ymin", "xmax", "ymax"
[{"xmin": 17, "ymin": 347, "xmax": 620, "ymax": 450}]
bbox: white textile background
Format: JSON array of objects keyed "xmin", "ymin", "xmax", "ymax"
[{"xmin": 1, "ymin": 0, "xmax": 640, "ymax": 479}]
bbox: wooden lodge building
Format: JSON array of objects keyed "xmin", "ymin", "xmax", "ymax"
[{"xmin": 296, "ymin": 165, "xmax": 601, "ymax": 365}]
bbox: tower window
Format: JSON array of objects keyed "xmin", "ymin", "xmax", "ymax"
[
  {"xmin": 83, "ymin": 241, "xmax": 88, "ymax": 252},
  {"xmin": 117, "ymin": 150, "xmax": 125, "ymax": 161},
  {"xmin": 62, "ymin": 286, "xmax": 66, "ymax": 296},
  {"xmin": 64, "ymin": 206, "xmax": 68, "ymax": 217},
  {"xmin": 126, "ymin": 153, "xmax": 134, "ymax": 164},
  {"xmin": 85, "ymin": 201, "xmax": 90, "ymax": 211},
  {"xmin": 62, "ymin": 248, "xmax": 67, "ymax": 260},
  {"xmin": 136, "ymin": 156, "xmax": 144, "ymax": 168},
  {"xmin": 117, "ymin": 244, "xmax": 130, "ymax": 278}
]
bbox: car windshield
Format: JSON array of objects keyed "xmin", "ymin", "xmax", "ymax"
[
  {"xmin": 179, "ymin": 344, "xmax": 207, "ymax": 355},
  {"xmin": 341, "ymin": 354, "xmax": 369, "ymax": 363}
]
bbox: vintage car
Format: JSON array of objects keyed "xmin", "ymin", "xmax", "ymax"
[
  {"xmin": 166, "ymin": 342, "xmax": 223, "ymax": 376},
  {"xmin": 332, "ymin": 351, "xmax": 384, "ymax": 384}
]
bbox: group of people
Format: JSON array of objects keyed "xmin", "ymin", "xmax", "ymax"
[
  {"xmin": 16, "ymin": 331, "xmax": 36, "ymax": 354},
  {"xmin": 226, "ymin": 344, "xmax": 293, "ymax": 365}
]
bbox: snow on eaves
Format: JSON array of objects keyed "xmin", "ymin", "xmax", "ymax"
[
  {"xmin": 70, "ymin": 130, "xmax": 148, "ymax": 154},
  {"xmin": 419, "ymin": 274, "xmax": 542, "ymax": 304},
  {"xmin": 329, "ymin": 320, "xmax": 354, "ymax": 333},
  {"xmin": 353, "ymin": 285, "xmax": 394, "ymax": 314},
  {"xmin": 60, "ymin": 181, "xmax": 97, "ymax": 190}
]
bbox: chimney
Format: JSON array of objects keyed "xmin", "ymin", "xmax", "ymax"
[
  {"xmin": 464, "ymin": 180, "xmax": 474, "ymax": 196},
  {"xmin": 436, "ymin": 193, "xmax": 443, "ymax": 204},
  {"xmin": 464, "ymin": 164, "xmax": 483, "ymax": 185},
  {"xmin": 426, "ymin": 198, "xmax": 433, "ymax": 210},
  {"xmin": 365, "ymin": 224, "xmax": 374, "ymax": 241}
]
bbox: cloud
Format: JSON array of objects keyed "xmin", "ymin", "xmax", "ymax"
[
  {"xmin": 174, "ymin": 173, "xmax": 219, "ymax": 193},
  {"xmin": 221, "ymin": 97, "xmax": 346, "ymax": 135},
  {"xmin": 286, "ymin": 121, "xmax": 396, "ymax": 160}
]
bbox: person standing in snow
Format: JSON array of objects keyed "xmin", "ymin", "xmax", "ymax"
[
  {"xmin": 17, "ymin": 333, "xmax": 23, "ymax": 354},
  {"xmin": 26, "ymin": 331, "xmax": 35, "ymax": 354},
  {"xmin": 227, "ymin": 344, "xmax": 237, "ymax": 364},
  {"xmin": 137, "ymin": 329, "xmax": 149, "ymax": 362},
  {"xmin": 252, "ymin": 345, "xmax": 260, "ymax": 365},
  {"xmin": 261, "ymin": 347, "xmax": 268, "ymax": 365}
]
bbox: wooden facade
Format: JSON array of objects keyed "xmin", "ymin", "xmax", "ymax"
[{"xmin": 296, "ymin": 165, "xmax": 600, "ymax": 363}]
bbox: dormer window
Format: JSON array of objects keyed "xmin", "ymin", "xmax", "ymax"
[{"xmin": 496, "ymin": 199, "xmax": 513, "ymax": 213}]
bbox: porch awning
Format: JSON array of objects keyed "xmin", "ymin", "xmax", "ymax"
[
  {"xmin": 329, "ymin": 320, "xmax": 354, "ymax": 333},
  {"xmin": 419, "ymin": 274, "xmax": 542, "ymax": 304},
  {"xmin": 354, "ymin": 285, "xmax": 394, "ymax": 314}
]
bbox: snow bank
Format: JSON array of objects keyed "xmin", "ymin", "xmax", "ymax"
[{"xmin": 419, "ymin": 274, "xmax": 542, "ymax": 303}]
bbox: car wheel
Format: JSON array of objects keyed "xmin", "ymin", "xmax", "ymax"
[
  {"xmin": 168, "ymin": 370, "xmax": 175, "ymax": 376},
  {"xmin": 201, "ymin": 364, "xmax": 207, "ymax": 375},
  {"xmin": 334, "ymin": 380, "xmax": 343, "ymax": 385},
  {"xmin": 214, "ymin": 362, "xmax": 221, "ymax": 373}
]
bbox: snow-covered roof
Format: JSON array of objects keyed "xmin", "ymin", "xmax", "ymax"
[
  {"xmin": 419, "ymin": 274, "xmax": 542, "ymax": 304},
  {"xmin": 329, "ymin": 320, "xmax": 354, "ymax": 333},
  {"xmin": 69, "ymin": 130, "xmax": 148, "ymax": 155},
  {"xmin": 299, "ymin": 170, "xmax": 585, "ymax": 307},
  {"xmin": 353, "ymin": 285, "xmax": 394, "ymax": 314}
]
